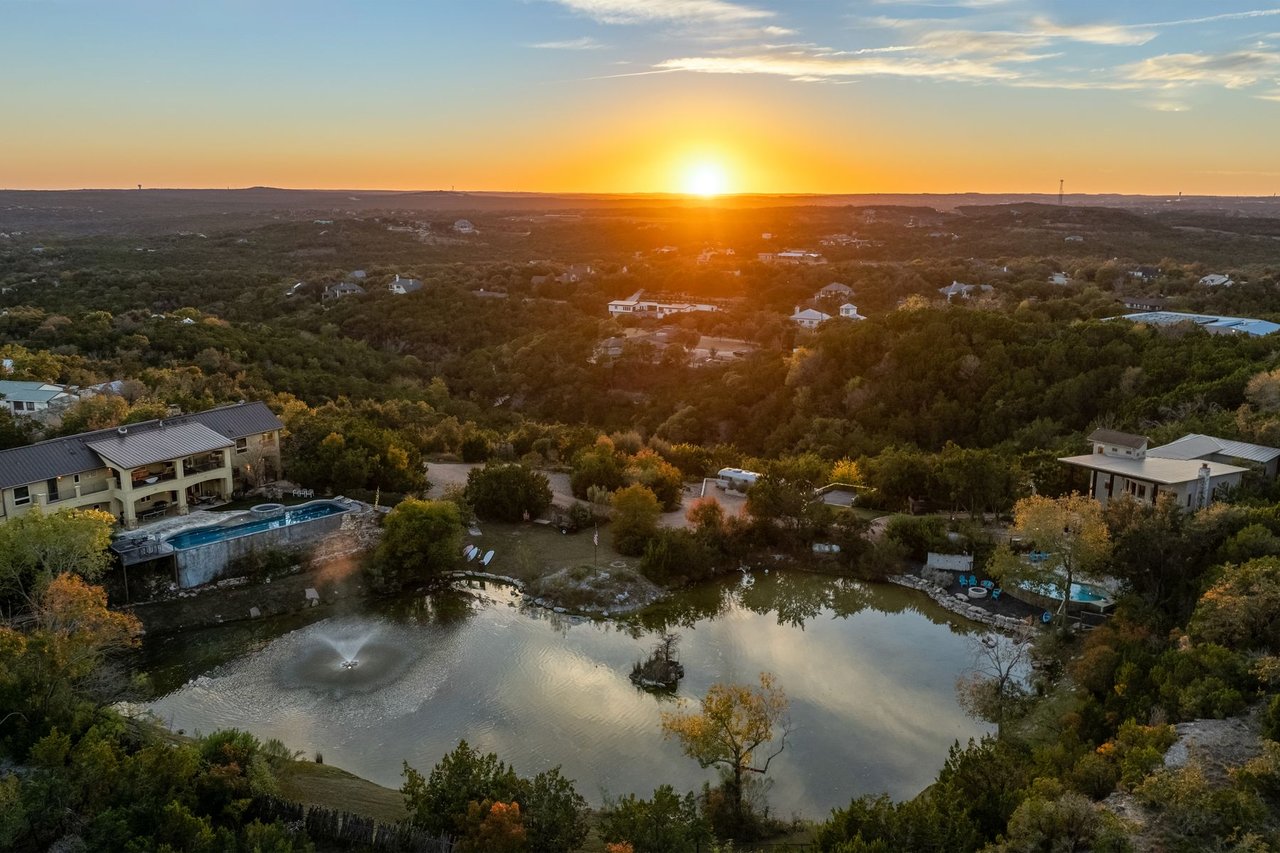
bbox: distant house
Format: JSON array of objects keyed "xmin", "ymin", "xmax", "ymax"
[
  {"xmin": 1065, "ymin": 235, "xmax": 1084, "ymax": 243},
  {"xmin": 1049, "ymin": 272, "xmax": 1071, "ymax": 286},
  {"xmin": 1129, "ymin": 266, "xmax": 1161, "ymax": 282},
  {"xmin": 560, "ymin": 263, "xmax": 594, "ymax": 283},
  {"xmin": 453, "ymin": 219, "xmax": 477, "ymax": 234},
  {"xmin": 349, "ymin": 269, "xmax": 367, "ymax": 280},
  {"xmin": 387, "ymin": 274, "xmax": 423, "ymax": 295},
  {"xmin": 839, "ymin": 303, "xmax": 867, "ymax": 321},
  {"xmin": 817, "ymin": 282, "xmax": 853, "ymax": 299},
  {"xmin": 1199, "ymin": 273, "xmax": 1234, "ymax": 288},
  {"xmin": 0, "ymin": 380, "xmax": 76, "ymax": 416},
  {"xmin": 285, "ymin": 281, "xmax": 308, "ymax": 298},
  {"xmin": 322, "ymin": 282, "xmax": 366, "ymax": 301},
  {"xmin": 607, "ymin": 290, "xmax": 720, "ymax": 319},
  {"xmin": 791, "ymin": 307, "xmax": 831, "ymax": 329},
  {"xmin": 1119, "ymin": 296, "xmax": 1170, "ymax": 312},
  {"xmin": 1059, "ymin": 428, "xmax": 1247, "ymax": 510},
  {"xmin": 939, "ymin": 281, "xmax": 993, "ymax": 301},
  {"xmin": 1118, "ymin": 311, "xmax": 1279, "ymax": 337},
  {"xmin": 759, "ymin": 250, "xmax": 826, "ymax": 265}
]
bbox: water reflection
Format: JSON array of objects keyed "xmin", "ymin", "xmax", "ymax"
[{"xmin": 142, "ymin": 571, "xmax": 991, "ymax": 817}]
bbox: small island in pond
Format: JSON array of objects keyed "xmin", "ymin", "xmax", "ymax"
[{"xmin": 630, "ymin": 633, "xmax": 685, "ymax": 690}]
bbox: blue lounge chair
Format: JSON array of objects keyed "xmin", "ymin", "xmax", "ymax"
[
  {"xmin": 958, "ymin": 574, "xmax": 969, "ymax": 587},
  {"xmin": 991, "ymin": 588, "xmax": 1001, "ymax": 601},
  {"xmin": 1041, "ymin": 611, "xmax": 1053, "ymax": 624},
  {"xmin": 968, "ymin": 575, "xmax": 978, "ymax": 587},
  {"xmin": 981, "ymin": 579, "xmax": 995, "ymax": 589}
]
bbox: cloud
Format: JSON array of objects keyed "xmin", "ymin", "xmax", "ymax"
[
  {"xmin": 529, "ymin": 36, "xmax": 607, "ymax": 50},
  {"xmin": 656, "ymin": 50, "xmax": 1023, "ymax": 82},
  {"xmin": 1125, "ymin": 50, "xmax": 1280, "ymax": 89},
  {"xmin": 547, "ymin": 0, "xmax": 773, "ymax": 25},
  {"xmin": 1027, "ymin": 17, "xmax": 1155, "ymax": 47}
]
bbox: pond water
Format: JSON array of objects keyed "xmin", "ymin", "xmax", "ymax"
[{"xmin": 141, "ymin": 571, "xmax": 993, "ymax": 818}]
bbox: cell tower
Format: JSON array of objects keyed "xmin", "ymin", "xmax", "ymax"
[{"xmin": 1059, "ymin": 179, "xmax": 1064, "ymax": 206}]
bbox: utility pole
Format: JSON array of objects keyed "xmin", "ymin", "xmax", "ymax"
[{"xmin": 1059, "ymin": 179, "xmax": 1064, "ymax": 206}]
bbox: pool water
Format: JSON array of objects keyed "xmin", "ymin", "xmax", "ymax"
[
  {"xmin": 1017, "ymin": 579, "xmax": 1111, "ymax": 603},
  {"xmin": 165, "ymin": 501, "xmax": 347, "ymax": 550}
]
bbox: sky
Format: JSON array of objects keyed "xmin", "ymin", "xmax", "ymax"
[{"xmin": 3, "ymin": 0, "xmax": 1280, "ymax": 194}]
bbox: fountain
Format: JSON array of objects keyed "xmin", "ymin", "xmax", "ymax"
[{"xmin": 277, "ymin": 622, "xmax": 414, "ymax": 697}]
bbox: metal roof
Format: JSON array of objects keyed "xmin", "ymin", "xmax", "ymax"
[
  {"xmin": 1117, "ymin": 311, "xmax": 1280, "ymax": 337},
  {"xmin": 87, "ymin": 422, "xmax": 232, "ymax": 469},
  {"xmin": 0, "ymin": 401, "xmax": 282, "ymax": 490},
  {"xmin": 1149, "ymin": 433, "xmax": 1280, "ymax": 465},
  {"xmin": 0, "ymin": 380, "xmax": 72, "ymax": 404},
  {"xmin": 1087, "ymin": 429, "xmax": 1148, "ymax": 449},
  {"xmin": 1059, "ymin": 454, "xmax": 1247, "ymax": 485}
]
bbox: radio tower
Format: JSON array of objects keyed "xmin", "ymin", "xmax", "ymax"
[{"xmin": 1059, "ymin": 179, "xmax": 1064, "ymax": 206}]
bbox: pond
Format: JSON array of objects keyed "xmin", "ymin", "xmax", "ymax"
[{"xmin": 141, "ymin": 571, "xmax": 994, "ymax": 818}]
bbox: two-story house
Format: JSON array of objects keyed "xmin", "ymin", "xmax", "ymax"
[{"xmin": 0, "ymin": 401, "xmax": 284, "ymax": 528}]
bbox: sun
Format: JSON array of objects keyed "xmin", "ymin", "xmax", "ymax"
[{"xmin": 683, "ymin": 162, "xmax": 729, "ymax": 197}]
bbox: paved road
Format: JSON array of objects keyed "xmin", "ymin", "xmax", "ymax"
[{"xmin": 426, "ymin": 462, "xmax": 746, "ymax": 529}]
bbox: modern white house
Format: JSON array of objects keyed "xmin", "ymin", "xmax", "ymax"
[
  {"xmin": 839, "ymin": 303, "xmax": 867, "ymax": 321},
  {"xmin": 607, "ymin": 290, "xmax": 720, "ymax": 319},
  {"xmin": 791, "ymin": 307, "xmax": 831, "ymax": 329},
  {"xmin": 1059, "ymin": 429, "xmax": 1247, "ymax": 510},
  {"xmin": 1199, "ymin": 274, "xmax": 1234, "ymax": 288},
  {"xmin": 0, "ymin": 380, "xmax": 77, "ymax": 416},
  {"xmin": 387, "ymin": 274, "xmax": 423, "ymax": 295}
]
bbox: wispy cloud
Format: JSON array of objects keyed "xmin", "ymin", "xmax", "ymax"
[
  {"xmin": 548, "ymin": 0, "xmax": 773, "ymax": 25},
  {"xmin": 656, "ymin": 50, "xmax": 1023, "ymax": 82},
  {"xmin": 1125, "ymin": 50, "xmax": 1280, "ymax": 89},
  {"xmin": 530, "ymin": 36, "xmax": 608, "ymax": 50},
  {"xmin": 1027, "ymin": 17, "xmax": 1155, "ymax": 47}
]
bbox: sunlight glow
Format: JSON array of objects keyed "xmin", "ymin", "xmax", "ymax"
[{"xmin": 684, "ymin": 162, "xmax": 729, "ymax": 197}]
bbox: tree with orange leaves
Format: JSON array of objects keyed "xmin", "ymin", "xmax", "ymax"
[{"xmin": 660, "ymin": 672, "xmax": 790, "ymax": 827}]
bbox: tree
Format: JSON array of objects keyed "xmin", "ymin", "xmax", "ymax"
[
  {"xmin": 570, "ymin": 442, "xmax": 626, "ymax": 499},
  {"xmin": 369, "ymin": 499, "xmax": 463, "ymax": 592},
  {"xmin": 610, "ymin": 485, "xmax": 662, "ymax": 557},
  {"xmin": 660, "ymin": 672, "xmax": 790, "ymax": 828},
  {"xmin": 955, "ymin": 624, "xmax": 1034, "ymax": 735},
  {"xmin": 745, "ymin": 475, "xmax": 827, "ymax": 548},
  {"xmin": 625, "ymin": 449, "xmax": 685, "ymax": 511},
  {"xmin": 990, "ymin": 493, "xmax": 1111, "ymax": 623},
  {"xmin": 1188, "ymin": 556, "xmax": 1280, "ymax": 653},
  {"xmin": 600, "ymin": 785, "xmax": 710, "ymax": 853},
  {"xmin": 0, "ymin": 508, "xmax": 116, "ymax": 607},
  {"xmin": 521, "ymin": 767, "xmax": 590, "ymax": 853},
  {"xmin": 465, "ymin": 463, "xmax": 553, "ymax": 523},
  {"xmin": 402, "ymin": 741, "xmax": 522, "ymax": 838}
]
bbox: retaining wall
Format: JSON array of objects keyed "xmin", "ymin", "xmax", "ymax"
[{"xmin": 174, "ymin": 511, "xmax": 348, "ymax": 588}]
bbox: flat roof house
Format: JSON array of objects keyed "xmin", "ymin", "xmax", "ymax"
[
  {"xmin": 1059, "ymin": 428, "xmax": 1247, "ymax": 510},
  {"xmin": 0, "ymin": 401, "xmax": 283, "ymax": 528}
]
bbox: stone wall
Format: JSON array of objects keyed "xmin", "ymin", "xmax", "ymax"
[
  {"xmin": 888, "ymin": 572, "xmax": 1032, "ymax": 634},
  {"xmin": 174, "ymin": 511, "xmax": 349, "ymax": 587}
]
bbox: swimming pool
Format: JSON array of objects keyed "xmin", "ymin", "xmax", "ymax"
[
  {"xmin": 1017, "ymin": 579, "xmax": 1112, "ymax": 603},
  {"xmin": 165, "ymin": 501, "xmax": 349, "ymax": 550}
]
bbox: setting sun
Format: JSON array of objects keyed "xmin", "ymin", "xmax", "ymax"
[{"xmin": 684, "ymin": 162, "xmax": 728, "ymax": 197}]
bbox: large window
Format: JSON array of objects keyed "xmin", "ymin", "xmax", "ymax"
[
  {"xmin": 235, "ymin": 438, "xmax": 248, "ymax": 454},
  {"xmin": 13, "ymin": 486, "xmax": 30, "ymax": 506}
]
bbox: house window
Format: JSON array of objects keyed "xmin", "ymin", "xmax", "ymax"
[
  {"xmin": 13, "ymin": 486, "xmax": 30, "ymax": 506},
  {"xmin": 260, "ymin": 432, "xmax": 276, "ymax": 447},
  {"xmin": 235, "ymin": 438, "xmax": 248, "ymax": 454},
  {"xmin": 1138, "ymin": 485, "xmax": 1146, "ymax": 499}
]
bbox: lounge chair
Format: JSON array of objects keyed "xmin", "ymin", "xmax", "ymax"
[
  {"xmin": 968, "ymin": 575, "xmax": 978, "ymax": 587},
  {"xmin": 991, "ymin": 588, "xmax": 1002, "ymax": 601},
  {"xmin": 958, "ymin": 575, "xmax": 969, "ymax": 587}
]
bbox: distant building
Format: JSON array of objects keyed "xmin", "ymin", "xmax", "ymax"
[
  {"xmin": 1065, "ymin": 235, "xmax": 1084, "ymax": 243},
  {"xmin": 1199, "ymin": 273, "xmax": 1234, "ymax": 288},
  {"xmin": 285, "ymin": 281, "xmax": 308, "ymax": 298},
  {"xmin": 1049, "ymin": 272, "xmax": 1071, "ymax": 286},
  {"xmin": 322, "ymin": 281, "xmax": 366, "ymax": 301},
  {"xmin": 791, "ymin": 307, "xmax": 831, "ymax": 329},
  {"xmin": 1129, "ymin": 266, "xmax": 1161, "ymax": 282},
  {"xmin": 1059, "ymin": 428, "xmax": 1247, "ymax": 510},
  {"xmin": 1118, "ymin": 296, "xmax": 1170, "ymax": 312},
  {"xmin": 817, "ymin": 282, "xmax": 853, "ymax": 299},
  {"xmin": 759, "ymin": 250, "xmax": 826, "ymax": 265},
  {"xmin": 839, "ymin": 303, "xmax": 867, "ymax": 321},
  {"xmin": 387, "ymin": 274, "xmax": 423, "ymax": 295},
  {"xmin": 0, "ymin": 380, "xmax": 76, "ymax": 416},
  {"xmin": 607, "ymin": 290, "xmax": 720, "ymax": 319},
  {"xmin": 1118, "ymin": 311, "xmax": 1279, "ymax": 337},
  {"xmin": 939, "ymin": 281, "xmax": 993, "ymax": 301},
  {"xmin": 1150, "ymin": 433, "xmax": 1280, "ymax": 480},
  {"xmin": 453, "ymin": 219, "xmax": 477, "ymax": 234}
]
